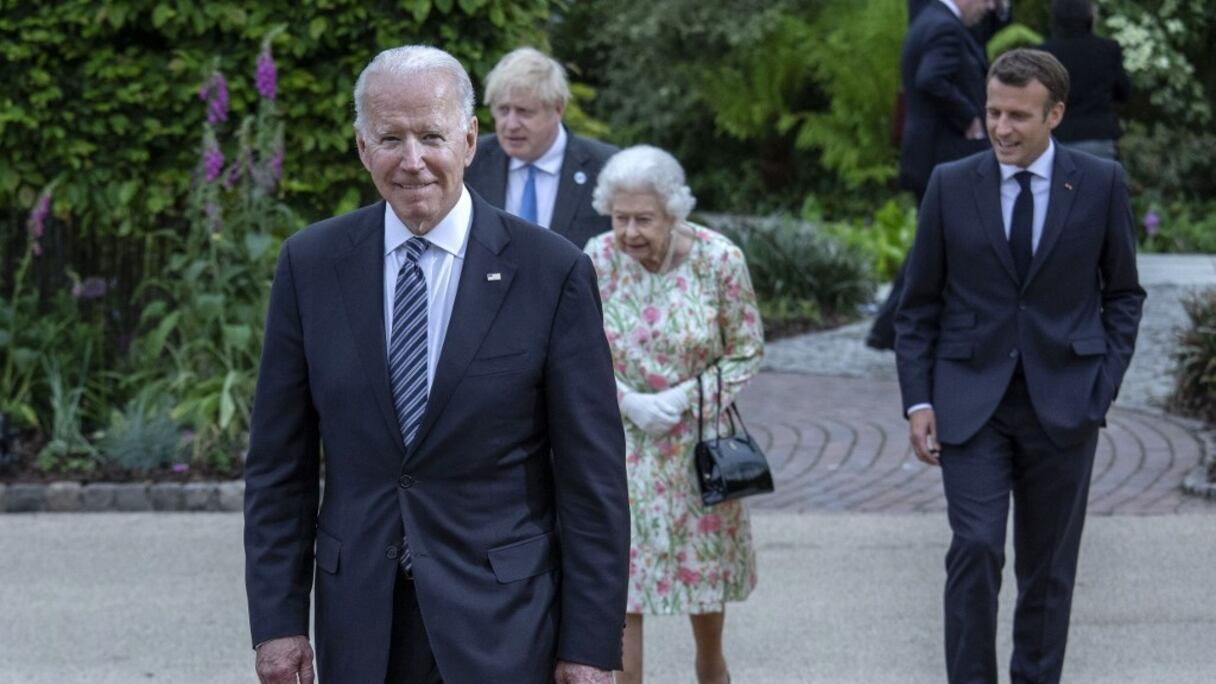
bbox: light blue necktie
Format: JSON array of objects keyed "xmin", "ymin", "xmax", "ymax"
[
  {"xmin": 388, "ymin": 236, "xmax": 429, "ymax": 575},
  {"xmin": 519, "ymin": 164, "xmax": 538, "ymax": 224}
]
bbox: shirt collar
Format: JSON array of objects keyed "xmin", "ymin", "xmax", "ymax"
[
  {"xmin": 508, "ymin": 124, "xmax": 567, "ymax": 176},
  {"xmin": 999, "ymin": 139, "xmax": 1056, "ymax": 184},
  {"xmin": 937, "ymin": 0, "xmax": 962, "ymax": 20},
  {"xmin": 383, "ymin": 185, "xmax": 473, "ymax": 259}
]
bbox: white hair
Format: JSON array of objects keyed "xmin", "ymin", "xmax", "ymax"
[
  {"xmin": 592, "ymin": 145, "xmax": 697, "ymax": 222},
  {"xmin": 483, "ymin": 46, "xmax": 571, "ymax": 109},
  {"xmin": 353, "ymin": 45, "xmax": 475, "ymax": 132}
]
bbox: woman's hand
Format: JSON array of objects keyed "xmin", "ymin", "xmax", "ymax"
[{"xmin": 621, "ymin": 388, "xmax": 688, "ymax": 436}]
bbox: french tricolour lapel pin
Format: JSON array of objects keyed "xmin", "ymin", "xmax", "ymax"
[
  {"xmin": 486, "ymin": 273, "xmax": 502, "ymax": 281},
  {"xmin": 574, "ymin": 171, "xmax": 587, "ymax": 185}
]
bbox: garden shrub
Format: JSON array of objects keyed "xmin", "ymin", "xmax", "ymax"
[
  {"xmin": 706, "ymin": 215, "xmax": 876, "ymax": 339},
  {"xmin": 1169, "ymin": 288, "xmax": 1216, "ymax": 426}
]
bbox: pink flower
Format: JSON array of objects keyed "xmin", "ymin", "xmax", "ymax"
[
  {"xmin": 698, "ymin": 515, "xmax": 722, "ymax": 534},
  {"xmin": 676, "ymin": 276, "xmax": 688, "ymax": 291},
  {"xmin": 632, "ymin": 327, "xmax": 649, "ymax": 346},
  {"xmin": 678, "ymin": 567, "xmax": 701, "ymax": 585},
  {"xmin": 657, "ymin": 580, "xmax": 671, "ymax": 595},
  {"xmin": 655, "ymin": 481, "xmax": 666, "ymax": 496},
  {"xmin": 642, "ymin": 306, "xmax": 660, "ymax": 325},
  {"xmin": 646, "ymin": 373, "xmax": 668, "ymax": 390}
]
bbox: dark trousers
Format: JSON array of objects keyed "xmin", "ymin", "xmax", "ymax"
[
  {"xmin": 939, "ymin": 374, "xmax": 1098, "ymax": 684},
  {"xmin": 385, "ymin": 573, "xmax": 443, "ymax": 684}
]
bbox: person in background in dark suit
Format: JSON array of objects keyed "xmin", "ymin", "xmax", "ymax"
[
  {"xmin": 868, "ymin": 0, "xmax": 998, "ymax": 351},
  {"xmin": 244, "ymin": 44, "xmax": 628, "ymax": 684},
  {"xmin": 1039, "ymin": 0, "xmax": 1132, "ymax": 160},
  {"xmin": 909, "ymin": 0, "xmax": 1012, "ymax": 45},
  {"xmin": 895, "ymin": 49, "xmax": 1144, "ymax": 683},
  {"xmin": 464, "ymin": 47, "xmax": 617, "ymax": 251}
]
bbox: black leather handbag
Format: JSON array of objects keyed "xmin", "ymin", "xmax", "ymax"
[{"xmin": 694, "ymin": 366, "xmax": 774, "ymax": 506}]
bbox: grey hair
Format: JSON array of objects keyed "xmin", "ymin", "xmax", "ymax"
[
  {"xmin": 483, "ymin": 47, "xmax": 571, "ymax": 109},
  {"xmin": 592, "ymin": 145, "xmax": 697, "ymax": 222},
  {"xmin": 353, "ymin": 45, "xmax": 475, "ymax": 132}
]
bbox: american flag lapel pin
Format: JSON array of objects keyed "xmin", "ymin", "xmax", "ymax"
[
  {"xmin": 1064, "ymin": 181, "xmax": 1073, "ymax": 191},
  {"xmin": 486, "ymin": 272, "xmax": 502, "ymax": 281}
]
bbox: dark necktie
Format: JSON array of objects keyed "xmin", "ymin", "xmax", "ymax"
[
  {"xmin": 519, "ymin": 164, "xmax": 538, "ymax": 224},
  {"xmin": 389, "ymin": 236, "xmax": 429, "ymax": 575},
  {"xmin": 1010, "ymin": 170, "xmax": 1034, "ymax": 283}
]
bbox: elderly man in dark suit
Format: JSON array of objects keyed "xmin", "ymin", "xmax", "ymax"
[
  {"xmin": 869, "ymin": 0, "xmax": 998, "ymax": 350},
  {"xmin": 895, "ymin": 49, "xmax": 1144, "ymax": 683},
  {"xmin": 464, "ymin": 47, "xmax": 617, "ymax": 251},
  {"xmin": 244, "ymin": 44, "xmax": 628, "ymax": 684}
]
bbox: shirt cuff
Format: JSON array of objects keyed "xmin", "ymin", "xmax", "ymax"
[{"xmin": 907, "ymin": 403, "xmax": 933, "ymax": 417}]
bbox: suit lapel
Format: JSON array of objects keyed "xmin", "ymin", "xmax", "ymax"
[
  {"xmin": 407, "ymin": 195, "xmax": 517, "ymax": 458},
  {"xmin": 549, "ymin": 130, "xmax": 592, "ymax": 240},
  {"xmin": 333, "ymin": 202, "xmax": 408, "ymax": 457},
  {"xmin": 483, "ymin": 141, "xmax": 509, "ymax": 207},
  {"xmin": 972, "ymin": 153, "xmax": 1020, "ymax": 285},
  {"xmin": 1024, "ymin": 144, "xmax": 1080, "ymax": 288}
]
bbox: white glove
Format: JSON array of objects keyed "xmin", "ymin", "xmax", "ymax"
[{"xmin": 621, "ymin": 387, "xmax": 689, "ymax": 436}]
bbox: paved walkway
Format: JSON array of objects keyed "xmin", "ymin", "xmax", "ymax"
[{"xmin": 743, "ymin": 253, "xmax": 1216, "ymax": 515}]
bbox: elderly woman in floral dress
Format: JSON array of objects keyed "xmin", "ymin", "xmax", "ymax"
[{"xmin": 584, "ymin": 145, "xmax": 764, "ymax": 684}]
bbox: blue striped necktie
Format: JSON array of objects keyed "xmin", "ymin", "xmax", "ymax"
[
  {"xmin": 389, "ymin": 235, "xmax": 428, "ymax": 576},
  {"xmin": 519, "ymin": 164, "xmax": 538, "ymax": 224}
]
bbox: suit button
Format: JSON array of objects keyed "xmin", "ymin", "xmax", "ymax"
[
  {"xmin": 1009, "ymin": 349, "xmax": 1019, "ymax": 359},
  {"xmin": 398, "ymin": 474, "xmax": 415, "ymax": 488},
  {"xmin": 385, "ymin": 545, "xmax": 399, "ymax": 560},
  {"xmin": 1019, "ymin": 303, "xmax": 1027, "ymax": 311}
]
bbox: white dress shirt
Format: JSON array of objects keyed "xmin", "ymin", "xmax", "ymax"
[
  {"xmin": 504, "ymin": 124, "xmax": 567, "ymax": 229},
  {"xmin": 382, "ymin": 186, "xmax": 472, "ymax": 391},
  {"xmin": 936, "ymin": 0, "xmax": 962, "ymax": 20},
  {"xmin": 998, "ymin": 139, "xmax": 1055, "ymax": 253},
  {"xmin": 906, "ymin": 141, "xmax": 1056, "ymax": 418}
]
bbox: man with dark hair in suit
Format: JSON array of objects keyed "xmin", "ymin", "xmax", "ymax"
[
  {"xmin": 869, "ymin": 0, "xmax": 999, "ymax": 350},
  {"xmin": 244, "ymin": 44, "xmax": 628, "ymax": 684},
  {"xmin": 464, "ymin": 47, "xmax": 617, "ymax": 251},
  {"xmin": 895, "ymin": 48, "xmax": 1144, "ymax": 683}
]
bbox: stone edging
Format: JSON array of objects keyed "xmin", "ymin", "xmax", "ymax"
[
  {"xmin": 1182, "ymin": 424, "xmax": 1216, "ymax": 500},
  {"xmin": 0, "ymin": 481, "xmax": 244, "ymax": 513}
]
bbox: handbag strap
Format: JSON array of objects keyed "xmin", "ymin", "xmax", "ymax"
[{"xmin": 698, "ymin": 365, "xmax": 755, "ymax": 443}]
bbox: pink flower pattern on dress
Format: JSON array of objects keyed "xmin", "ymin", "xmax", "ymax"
[{"xmin": 586, "ymin": 223, "xmax": 765, "ymax": 615}]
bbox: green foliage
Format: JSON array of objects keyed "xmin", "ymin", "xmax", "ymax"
[
  {"xmin": 1169, "ymin": 288, "xmax": 1216, "ymax": 425},
  {"xmin": 1102, "ymin": 0, "xmax": 1215, "ymax": 125},
  {"xmin": 1120, "ymin": 122, "xmax": 1216, "ymax": 202},
  {"xmin": 819, "ymin": 198, "xmax": 917, "ymax": 281},
  {"xmin": 98, "ymin": 391, "xmax": 183, "ymax": 473},
  {"xmin": 1135, "ymin": 201, "xmax": 1216, "ymax": 254},
  {"xmin": 698, "ymin": 0, "xmax": 904, "ymax": 189},
  {"xmin": 35, "ymin": 356, "xmax": 99, "ymax": 473},
  {"xmin": 987, "ymin": 23, "xmax": 1044, "ymax": 61},
  {"xmin": 0, "ymin": 0, "xmax": 554, "ymax": 238},
  {"xmin": 708, "ymin": 215, "xmax": 876, "ymax": 319}
]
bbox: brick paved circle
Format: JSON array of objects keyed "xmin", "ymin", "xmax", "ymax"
[{"xmin": 737, "ymin": 372, "xmax": 1216, "ymax": 515}]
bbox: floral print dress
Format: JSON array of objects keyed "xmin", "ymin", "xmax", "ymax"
[{"xmin": 585, "ymin": 224, "xmax": 765, "ymax": 615}]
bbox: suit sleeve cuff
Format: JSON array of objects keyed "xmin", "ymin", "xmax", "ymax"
[{"xmin": 907, "ymin": 403, "xmax": 933, "ymax": 417}]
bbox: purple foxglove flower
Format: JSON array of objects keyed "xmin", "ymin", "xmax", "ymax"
[
  {"xmin": 1142, "ymin": 210, "xmax": 1161, "ymax": 236},
  {"xmin": 268, "ymin": 145, "xmax": 284, "ymax": 184},
  {"xmin": 256, "ymin": 48, "xmax": 277, "ymax": 100},
  {"xmin": 171, "ymin": 463, "xmax": 189, "ymax": 473},
  {"xmin": 204, "ymin": 146, "xmax": 225, "ymax": 183},
  {"xmin": 28, "ymin": 191, "xmax": 51, "ymax": 238},
  {"xmin": 199, "ymin": 72, "xmax": 229, "ymax": 125},
  {"xmin": 205, "ymin": 201, "xmax": 223, "ymax": 233}
]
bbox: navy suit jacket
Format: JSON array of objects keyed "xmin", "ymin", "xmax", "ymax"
[
  {"xmin": 895, "ymin": 145, "xmax": 1145, "ymax": 447},
  {"xmin": 244, "ymin": 192, "xmax": 629, "ymax": 682},
  {"xmin": 899, "ymin": 0, "xmax": 991, "ymax": 198},
  {"xmin": 464, "ymin": 128, "xmax": 617, "ymax": 251}
]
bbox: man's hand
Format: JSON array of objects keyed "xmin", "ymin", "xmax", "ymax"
[
  {"xmin": 966, "ymin": 117, "xmax": 985, "ymax": 140},
  {"xmin": 554, "ymin": 660, "xmax": 614, "ymax": 684},
  {"xmin": 255, "ymin": 635, "xmax": 315, "ymax": 684},
  {"xmin": 909, "ymin": 408, "xmax": 941, "ymax": 466}
]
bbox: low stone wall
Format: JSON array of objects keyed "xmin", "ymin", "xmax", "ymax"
[{"xmin": 0, "ymin": 481, "xmax": 245, "ymax": 513}]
